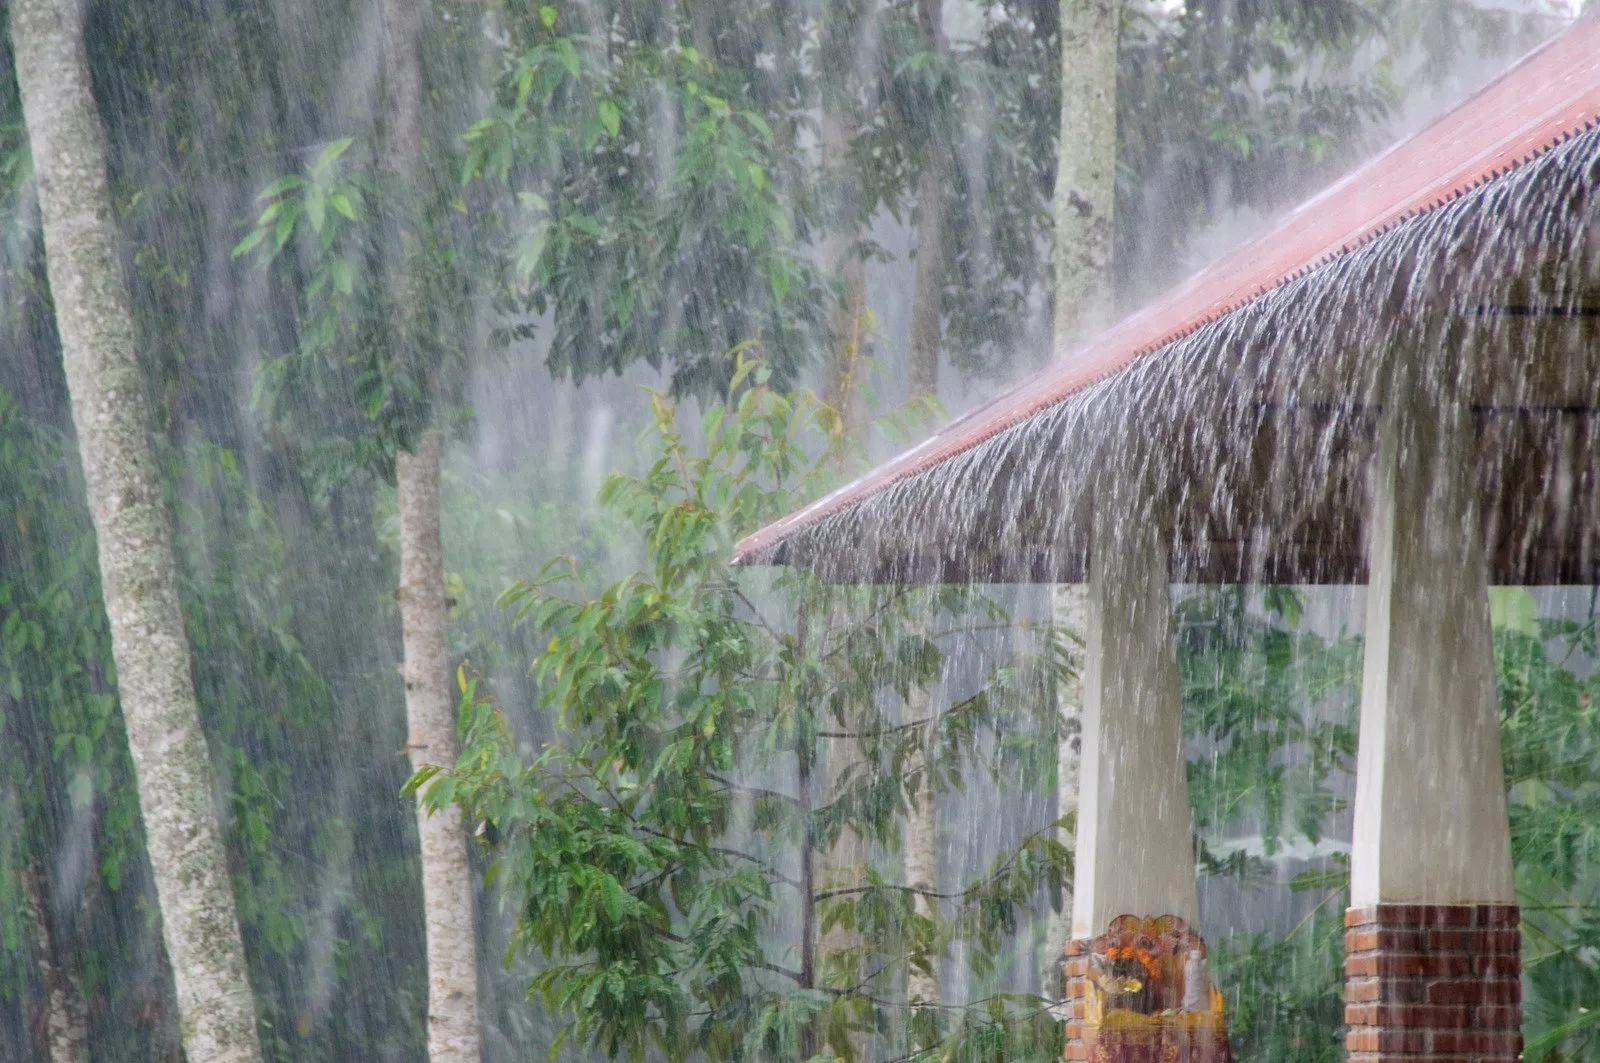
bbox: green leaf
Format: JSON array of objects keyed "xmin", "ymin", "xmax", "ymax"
[
  {"xmin": 539, "ymin": 5, "xmax": 557, "ymax": 28},
  {"xmin": 306, "ymin": 185, "xmax": 327, "ymax": 232},
  {"xmin": 555, "ymin": 38, "xmax": 580, "ymax": 78},
  {"xmin": 258, "ymin": 174, "xmax": 304, "ymax": 199},
  {"xmin": 317, "ymin": 136, "xmax": 354, "ymax": 170},
  {"xmin": 272, "ymin": 205, "xmax": 299, "ymax": 254},
  {"xmin": 597, "ymin": 99, "xmax": 621, "ymax": 138},
  {"xmin": 231, "ymin": 227, "xmax": 266, "ymax": 260}
]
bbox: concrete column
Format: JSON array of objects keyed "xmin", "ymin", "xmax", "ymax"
[
  {"xmin": 1061, "ymin": 504, "xmax": 1207, "ymax": 1060},
  {"xmin": 1069, "ymin": 505, "xmax": 1198, "ymax": 940},
  {"xmin": 1346, "ymin": 393, "xmax": 1519, "ymax": 1063},
  {"xmin": 1351, "ymin": 394, "xmax": 1513, "ymax": 906}
]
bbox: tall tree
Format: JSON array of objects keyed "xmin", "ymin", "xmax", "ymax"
[
  {"xmin": 1044, "ymin": 0, "xmax": 1122, "ymax": 992},
  {"xmin": 380, "ymin": 0, "xmax": 482, "ymax": 1058},
  {"xmin": 819, "ymin": 1, "xmax": 872, "ymax": 435},
  {"xmin": 1053, "ymin": 0, "xmax": 1121, "ymax": 356},
  {"xmin": 906, "ymin": 0, "xmax": 948, "ymax": 402},
  {"xmin": 903, "ymin": 0, "xmax": 949, "ymax": 1016},
  {"xmin": 5, "ymin": 1, "xmax": 265, "ymax": 1060},
  {"xmin": 21, "ymin": 862, "xmax": 89, "ymax": 1063}
]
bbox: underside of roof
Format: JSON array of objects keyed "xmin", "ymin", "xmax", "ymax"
[{"xmin": 732, "ymin": 16, "xmax": 1600, "ymax": 587}]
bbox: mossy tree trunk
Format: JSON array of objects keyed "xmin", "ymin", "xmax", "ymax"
[
  {"xmin": 379, "ymin": 1, "xmax": 482, "ymax": 1059},
  {"xmin": 23, "ymin": 861, "xmax": 89, "ymax": 1063},
  {"xmin": 1053, "ymin": 0, "xmax": 1122, "ymax": 358},
  {"xmin": 1046, "ymin": 0, "xmax": 1122, "ymax": 995},
  {"xmin": 821, "ymin": 110, "xmax": 869, "ymax": 435},
  {"xmin": 7, "ymin": 2, "xmax": 265, "ymax": 1059},
  {"xmin": 907, "ymin": 0, "xmax": 947, "ymax": 403},
  {"xmin": 904, "ymin": 0, "xmax": 947, "ymax": 1015}
]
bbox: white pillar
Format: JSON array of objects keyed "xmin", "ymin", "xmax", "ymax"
[
  {"xmin": 1070, "ymin": 504, "xmax": 1199, "ymax": 940},
  {"xmin": 1350, "ymin": 394, "xmax": 1514, "ymax": 906}
]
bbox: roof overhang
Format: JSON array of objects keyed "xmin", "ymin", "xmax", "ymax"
[{"xmin": 733, "ymin": 17, "xmax": 1600, "ymax": 587}]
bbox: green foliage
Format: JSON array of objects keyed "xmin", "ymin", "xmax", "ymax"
[
  {"xmin": 1498, "ymin": 599, "xmax": 1600, "ymax": 1063},
  {"xmin": 1172, "ymin": 586, "xmax": 1360, "ymax": 1063},
  {"xmin": 1177, "ymin": 586, "xmax": 1361, "ymax": 863},
  {"xmin": 1183, "ymin": 588, "xmax": 1600, "ymax": 1063},
  {"xmin": 0, "ymin": 387, "xmax": 139, "ymax": 999},
  {"xmin": 464, "ymin": 2, "xmax": 828, "ymax": 397},
  {"xmin": 425, "ymin": 368, "xmax": 1068, "ymax": 1061},
  {"xmin": 235, "ymin": 127, "xmax": 478, "ymax": 485},
  {"xmin": 1211, "ymin": 908, "xmax": 1346, "ymax": 1063}
]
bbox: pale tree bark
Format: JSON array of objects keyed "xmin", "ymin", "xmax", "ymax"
[
  {"xmin": 904, "ymin": 685, "xmax": 940, "ymax": 1011},
  {"xmin": 8, "ymin": 2, "xmax": 265, "ymax": 1059},
  {"xmin": 396, "ymin": 433, "xmax": 481, "ymax": 1063},
  {"xmin": 818, "ymin": 609, "xmax": 873, "ymax": 1061},
  {"xmin": 904, "ymin": 0, "xmax": 947, "ymax": 1011},
  {"xmin": 1053, "ymin": 0, "xmax": 1121, "ymax": 359},
  {"xmin": 907, "ymin": 0, "xmax": 947, "ymax": 402},
  {"xmin": 820, "ymin": 104, "xmax": 868, "ymax": 434},
  {"xmin": 1046, "ymin": 0, "xmax": 1121, "ymax": 998},
  {"xmin": 815, "ymin": 31, "xmax": 871, "ymax": 1051},
  {"xmin": 380, "ymin": 2, "xmax": 482, "ymax": 1060},
  {"xmin": 1042, "ymin": 583, "xmax": 1087, "ymax": 995},
  {"xmin": 23, "ymin": 861, "xmax": 90, "ymax": 1063}
]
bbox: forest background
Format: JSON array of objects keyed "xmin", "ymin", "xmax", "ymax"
[{"xmin": 0, "ymin": 0, "xmax": 1597, "ymax": 1062}]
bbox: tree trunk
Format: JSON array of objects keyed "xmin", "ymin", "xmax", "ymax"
[
  {"xmin": 904, "ymin": 686, "xmax": 940, "ymax": 1011},
  {"xmin": 378, "ymin": 2, "xmax": 482, "ymax": 1058},
  {"xmin": 905, "ymin": 0, "xmax": 947, "ymax": 1008},
  {"xmin": 1053, "ymin": 0, "xmax": 1121, "ymax": 358},
  {"xmin": 8, "ymin": 3, "xmax": 265, "ymax": 1060},
  {"xmin": 1043, "ymin": 583, "xmax": 1087, "ymax": 996},
  {"xmin": 22, "ymin": 862, "xmax": 90, "ymax": 1063},
  {"xmin": 820, "ymin": 107, "xmax": 868, "ymax": 436},
  {"xmin": 1047, "ymin": 0, "xmax": 1120, "ymax": 995},
  {"xmin": 907, "ymin": 0, "xmax": 947, "ymax": 402},
  {"xmin": 396, "ymin": 432, "xmax": 481, "ymax": 1063}
]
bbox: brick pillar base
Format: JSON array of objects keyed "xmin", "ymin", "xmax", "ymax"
[
  {"xmin": 1063, "ymin": 939, "xmax": 1089, "ymax": 1060},
  {"xmin": 1344, "ymin": 904, "xmax": 1522, "ymax": 1062}
]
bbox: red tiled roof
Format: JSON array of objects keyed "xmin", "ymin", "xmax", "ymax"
[{"xmin": 733, "ymin": 15, "xmax": 1600, "ymax": 567}]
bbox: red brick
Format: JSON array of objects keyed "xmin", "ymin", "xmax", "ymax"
[
  {"xmin": 1063, "ymin": 1043, "xmax": 1088, "ymax": 1061},
  {"xmin": 1347, "ymin": 978, "xmax": 1382, "ymax": 1003},
  {"xmin": 1476, "ymin": 904, "xmax": 1520, "ymax": 927},
  {"xmin": 1347, "ymin": 1029, "xmax": 1431, "ymax": 1053},
  {"xmin": 1347, "ymin": 929, "xmax": 1380, "ymax": 952},
  {"xmin": 1473, "ymin": 1005, "xmax": 1522, "ymax": 1027},
  {"xmin": 1346, "ymin": 1004, "xmax": 1472, "ymax": 1028},
  {"xmin": 1347, "ymin": 906, "xmax": 1378, "ymax": 928},
  {"xmin": 1428, "ymin": 1030, "xmax": 1524, "ymax": 1054},
  {"xmin": 1425, "ymin": 979, "xmax": 1521, "ymax": 1005},
  {"xmin": 1423, "ymin": 928, "xmax": 1521, "ymax": 953}
]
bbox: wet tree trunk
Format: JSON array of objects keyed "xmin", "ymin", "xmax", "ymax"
[
  {"xmin": 905, "ymin": 0, "xmax": 947, "ymax": 1015},
  {"xmin": 1046, "ymin": 0, "xmax": 1121, "ymax": 994},
  {"xmin": 904, "ymin": 686, "xmax": 941, "ymax": 1010},
  {"xmin": 7, "ymin": 2, "xmax": 265, "ymax": 1059},
  {"xmin": 1053, "ymin": 0, "xmax": 1121, "ymax": 357},
  {"xmin": 396, "ymin": 433, "xmax": 481, "ymax": 1063},
  {"xmin": 907, "ymin": 0, "xmax": 947, "ymax": 402},
  {"xmin": 22, "ymin": 862, "xmax": 89, "ymax": 1063},
  {"xmin": 380, "ymin": 2, "xmax": 482, "ymax": 1060},
  {"xmin": 821, "ymin": 107, "xmax": 868, "ymax": 434}
]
